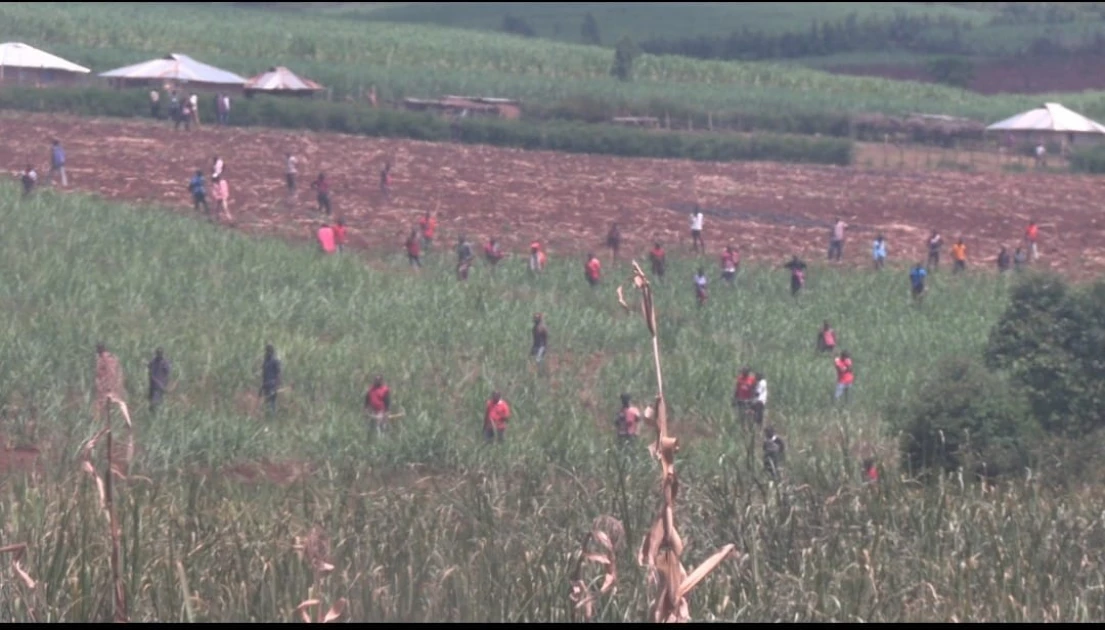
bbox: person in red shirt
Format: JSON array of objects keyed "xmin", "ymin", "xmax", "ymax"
[
  {"xmin": 405, "ymin": 228, "xmax": 422, "ymax": 268},
  {"xmin": 310, "ymin": 172, "xmax": 331, "ymax": 215},
  {"xmin": 316, "ymin": 222, "xmax": 337, "ymax": 254},
  {"xmin": 606, "ymin": 222, "xmax": 622, "ymax": 262},
  {"xmin": 364, "ymin": 375, "xmax": 392, "ymax": 434},
  {"xmin": 614, "ymin": 393, "xmax": 640, "ymax": 447},
  {"xmin": 862, "ymin": 457, "xmax": 878, "ymax": 484},
  {"xmin": 720, "ymin": 245, "xmax": 739, "ymax": 286},
  {"xmin": 333, "ymin": 218, "xmax": 348, "ymax": 254},
  {"xmin": 732, "ymin": 367, "xmax": 757, "ymax": 421},
  {"xmin": 483, "ymin": 391, "xmax": 511, "ymax": 444},
  {"xmin": 834, "ymin": 350, "xmax": 854, "ymax": 403},
  {"xmin": 419, "ymin": 210, "xmax": 437, "ymax": 250},
  {"xmin": 585, "ymin": 253, "xmax": 601, "ymax": 287},
  {"xmin": 817, "ymin": 320, "xmax": 836, "ymax": 353},
  {"xmin": 529, "ymin": 240, "xmax": 547, "ymax": 273},
  {"xmin": 649, "ymin": 241, "xmax": 666, "ymax": 280},
  {"xmin": 484, "ymin": 238, "xmax": 504, "ymax": 267},
  {"xmin": 1024, "ymin": 219, "xmax": 1039, "ymax": 262}
]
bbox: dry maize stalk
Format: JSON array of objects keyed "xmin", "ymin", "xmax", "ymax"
[
  {"xmin": 569, "ymin": 516, "xmax": 625, "ymax": 622},
  {"xmin": 293, "ymin": 526, "xmax": 346, "ymax": 623}
]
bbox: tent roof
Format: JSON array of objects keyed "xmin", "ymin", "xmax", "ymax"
[
  {"xmin": 0, "ymin": 42, "xmax": 90, "ymax": 73},
  {"xmin": 243, "ymin": 66, "xmax": 323, "ymax": 92},
  {"xmin": 99, "ymin": 53, "xmax": 245, "ymax": 85},
  {"xmin": 986, "ymin": 102, "xmax": 1105, "ymax": 134}
]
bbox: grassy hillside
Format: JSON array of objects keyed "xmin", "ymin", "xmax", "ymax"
[{"xmin": 6, "ymin": 2, "xmax": 1105, "ymax": 126}]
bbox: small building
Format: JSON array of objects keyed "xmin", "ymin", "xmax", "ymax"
[
  {"xmin": 986, "ymin": 102, "xmax": 1105, "ymax": 150},
  {"xmin": 402, "ymin": 95, "xmax": 521, "ymax": 120},
  {"xmin": 99, "ymin": 53, "xmax": 247, "ymax": 93},
  {"xmin": 0, "ymin": 42, "xmax": 90, "ymax": 86},
  {"xmin": 243, "ymin": 66, "xmax": 325, "ymax": 98},
  {"xmin": 611, "ymin": 116, "xmax": 660, "ymax": 129}
]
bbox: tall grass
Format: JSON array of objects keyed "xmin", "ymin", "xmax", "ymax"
[{"xmin": 0, "ymin": 185, "xmax": 1103, "ymax": 621}]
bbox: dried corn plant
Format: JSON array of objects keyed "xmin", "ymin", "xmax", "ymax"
[
  {"xmin": 292, "ymin": 526, "xmax": 347, "ymax": 623},
  {"xmin": 0, "ymin": 542, "xmax": 38, "ymax": 621},
  {"xmin": 569, "ymin": 515, "xmax": 625, "ymax": 622},
  {"xmin": 94, "ymin": 349, "xmax": 129, "ymax": 427},
  {"xmin": 619, "ymin": 261, "xmax": 737, "ymax": 623}
]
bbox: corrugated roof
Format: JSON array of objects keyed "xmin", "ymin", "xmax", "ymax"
[
  {"xmin": 99, "ymin": 53, "xmax": 245, "ymax": 85},
  {"xmin": 987, "ymin": 102, "xmax": 1105, "ymax": 134},
  {"xmin": 244, "ymin": 66, "xmax": 323, "ymax": 92},
  {"xmin": 0, "ymin": 42, "xmax": 90, "ymax": 73}
]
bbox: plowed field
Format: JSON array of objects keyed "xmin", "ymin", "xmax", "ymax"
[{"xmin": 2, "ymin": 112, "xmax": 1102, "ymax": 275}]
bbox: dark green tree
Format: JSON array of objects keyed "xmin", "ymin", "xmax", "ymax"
[
  {"xmin": 581, "ymin": 12, "xmax": 602, "ymax": 46},
  {"xmin": 926, "ymin": 56, "xmax": 975, "ymax": 89},
  {"xmin": 501, "ymin": 13, "xmax": 536, "ymax": 38},
  {"xmin": 611, "ymin": 36, "xmax": 641, "ymax": 82}
]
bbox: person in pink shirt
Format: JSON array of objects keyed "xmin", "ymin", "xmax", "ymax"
[
  {"xmin": 316, "ymin": 222, "xmax": 337, "ymax": 254},
  {"xmin": 211, "ymin": 174, "xmax": 232, "ymax": 223},
  {"xmin": 817, "ymin": 320, "xmax": 836, "ymax": 354}
]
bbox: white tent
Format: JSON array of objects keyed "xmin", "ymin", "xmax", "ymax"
[
  {"xmin": 0, "ymin": 42, "xmax": 90, "ymax": 84},
  {"xmin": 987, "ymin": 102, "xmax": 1105, "ymax": 135},
  {"xmin": 99, "ymin": 53, "xmax": 246, "ymax": 87},
  {"xmin": 244, "ymin": 66, "xmax": 324, "ymax": 94}
]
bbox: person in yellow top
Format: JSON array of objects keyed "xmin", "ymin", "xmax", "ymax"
[{"xmin": 951, "ymin": 238, "xmax": 967, "ymax": 274}]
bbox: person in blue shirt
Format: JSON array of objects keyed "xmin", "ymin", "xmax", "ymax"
[
  {"xmin": 49, "ymin": 139, "xmax": 67, "ymax": 187},
  {"xmin": 188, "ymin": 170, "xmax": 209, "ymax": 215},
  {"xmin": 910, "ymin": 263, "xmax": 927, "ymax": 304},
  {"xmin": 872, "ymin": 234, "xmax": 888, "ymax": 271}
]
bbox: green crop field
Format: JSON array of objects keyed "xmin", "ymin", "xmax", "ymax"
[
  {"xmin": 6, "ymin": 2, "xmax": 1105, "ymax": 126},
  {"xmin": 2, "ymin": 185, "xmax": 1105, "ymax": 622}
]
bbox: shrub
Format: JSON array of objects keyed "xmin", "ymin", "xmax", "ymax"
[
  {"xmin": 1069, "ymin": 144, "xmax": 1105, "ymax": 174},
  {"xmin": 896, "ymin": 356, "xmax": 1037, "ymax": 479},
  {"xmin": 0, "ymin": 87, "xmax": 854, "ymax": 166}
]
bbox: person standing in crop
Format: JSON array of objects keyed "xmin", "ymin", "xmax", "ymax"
[
  {"xmin": 212, "ymin": 174, "xmax": 232, "ymax": 223},
  {"xmin": 188, "ymin": 170, "xmax": 209, "ymax": 215},
  {"xmin": 650, "ymin": 241, "xmax": 666, "ymax": 280},
  {"xmin": 310, "ymin": 173, "xmax": 332, "ymax": 216},
  {"xmin": 910, "ymin": 262, "xmax": 927, "ymax": 304},
  {"xmin": 614, "ymin": 393, "xmax": 640, "ymax": 448},
  {"xmin": 927, "ymin": 230, "xmax": 943, "ymax": 270},
  {"xmin": 405, "ymin": 228, "xmax": 422, "ymax": 268},
  {"xmin": 872, "ymin": 234, "xmax": 887, "ymax": 271},
  {"xmin": 20, "ymin": 164, "xmax": 37, "ymax": 197},
  {"xmin": 606, "ymin": 222, "xmax": 622, "ymax": 263},
  {"xmin": 531, "ymin": 313, "xmax": 548, "ymax": 366},
  {"xmin": 365, "ymin": 375, "xmax": 392, "ymax": 434},
  {"xmin": 483, "ymin": 391, "xmax": 511, "ymax": 444},
  {"xmin": 752, "ymin": 372, "xmax": 768, "ymax": 427},
  {"xmin": 1024, "ymin": 219, "xmax": 1039, "ymax": 262},
  {"xmin": 529, "ymin": 240, "xmax": 547, "ymax": 274},
  {"xmin": 456, "ymin": 235, "xmax": 474, "ymax": 281},
  {"xmin": 784, "ymin": 255, "xmax": 807, "ymax": 297},
  {"xmin": 49, "ymin": 139, "xmax": 67, "ymax": 188},
  {"xmin": 419, "ymin": 210, "xmax": 437, "ymax": 251},
  {"xmin": 316, "ymin": 222, "xmax": 337, "ymax": 254},
  {"xmin": 694, "ymin": 267, "xmax": 708, "ymax": 308},
  {"xmin": 951, "ymin": 238, "xmax": 968, "ymax": 274},
  {"xmin": 720, "ymin": 245, "xmax": 739, "ymax": 286},
  {"xmin": 259, "ymin": 344, "xmax": 282, "ymax": 416},
  {"xmin": 585, "ymin": 253, "xmax": 602, "ymax": 287},
  {"xmin": 817, "ymin": 320, "xmax": 836, "ymax": 354},
  {"xmin": 284, "ymin": 152, "xmax": 299, "ymax": 205},
  {"xmin": 333, "ymin": 219, "xmax": 348, "ymax": 254},
  {"xmin": 689, "ymin": 207, "xmax": 705, "ymax": 254},
  {"xmin": 828, "ymin": 218, "xmax": 848, "ymax": 262},
  {"xmin": 997, "ymin": 246, "xmax": 1011, "ymax": 273},
  {"xmin": 834, "ymin": 350, "xmax": 854, "ymax": 403},
  {"xmin": 147, "ymin": 347, "xmax": 171, "ymax": 415},
  {"xmin": 763, "ymin": 426, "xmax": 785, "ymax": 480},
  {"xmin": 484, "ymin": 238, "xmax": 504, "ymax": 267},
  {"xmin": 732, "ymin": 367, "xmax": 756, "ymax": 421},
  {"xmin": 862, "ymin": 458, "xmax": 878, "ymax": 484}
]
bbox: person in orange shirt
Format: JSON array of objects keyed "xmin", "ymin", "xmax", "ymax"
[
  {"xmin": 951, "ymin": 238, "xmax": 967, "ymax": 274},
  {"xmin": 585, "ymin": 253, "xmax": 601, "ymax": 287},
  {"xmin": 483, "ymin": 391, "xmax": 511, "ymax": 444},
  {"xmin": 484, "ymin": 238, "xmax": 504, "ymax": 267},
  {"xmin": 405, "ymin": 228, "xmax": 422, "ymax": 268},
  {"xmin": 732, "ymin": 367, "xmax": 757, "ymax": 420},
  {"xmin": 817, "ymin": 320, "xmax": 836, "ymax": 354},
  {"xmin": 419, "ymin": 210, "xmax": 437, "ymax": 250},
  {"xmin": 650, "ymin": 241, "xmax": 666, "ymax": 280},
  {"xmin": 364, "ymin": 375, "xmax": 392, "ymax": 434},
  {"xmin": 333, "ymin": 218, "xmax": 348, "ymax": 254},
  {"xmin": 529, "ymin": 240, "xmax": 547, "ymax": 273},
  {"xmin": 834, "ymin": 350, "xmax": 854, "ymax": 403},
  {"xmin": 316, "ymin": 222, "xmax": 337, "ymax": 254},
  {"xmin": 1024, "ymin": 219, "xmax": 1039, "ymax": 262}
]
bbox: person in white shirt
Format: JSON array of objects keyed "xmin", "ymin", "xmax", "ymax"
[
  {"xmin": 212, "ymin": 155, "xmax": 224, "ymax": 180},
  {"xmin": 752, "ymin": 372, "xmax": 768, "ymax": 426},
  {"xmin": 189, "ymin": 93, "xmax": 200, "ymax": 126},
  {"xmin": 689, "ymin": 207, "xmax": 705, "ymax": 253},
  {"xmin": 285, "ymin": 152, "xmax": 298, "ymax": 203}
]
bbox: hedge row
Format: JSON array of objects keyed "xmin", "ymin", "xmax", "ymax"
[
  {"xmin": 0, "ymin": 87, "xmax": 854, "ymax": 167},
  {"xmin": 1069, "ymin": 145, "xmax": 1105, "ymax": 174}
]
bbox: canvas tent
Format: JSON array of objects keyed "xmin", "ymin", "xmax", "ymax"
[
  {"xmin": 986, "ymin": 102, "xmax": 1105, "ymax": 149},
  {"xmin": 0, "ymin": 42, "xmax": 90, "ymax": 86},
  {"xmin": 243, "ymin": 66, "xmax": 324, "ymax": 97},
  {"xmin": 99, "ymin": 53, "xmax": 246, "ymax": 92}
]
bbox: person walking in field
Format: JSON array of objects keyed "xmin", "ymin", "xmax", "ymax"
[
  {"xmin": 419, "ymin": 210, "xmax": 437, "ymax": 251},
  {"xmin": 316, "ymin": 222, "xmax": 337, "ymax": 255},
  {"xmin": 529, "ymin": 240, "xmax": 547, "ymax": 274},
  {"xmin": 211, "ymin": 174, "xmax": 232, "ymax": 223},
  {"xmin": 484, "ymin": 238, "xmax": 504, "ymax": 267},
  {"xmin": 732, "ymin": 367, "xmax": 757, "ymax": 422},
  {"xmin": 614, "ymin": 393, "xmax": 641, "ymax": 448},
  {"xmin": 817, "ymin": 320, "xmax": 836, "ymax": 354},
  {"xmin": 456, "ymin": 235, "xmax": 474, "ymax": 281},
  {"xmin": 531, "ymin": 313, "xmax": 548, "ymax": 366},
  {"xmin": 872, "ymin": 234, "xmax": 887, "ymax": 271},
  {"xmin": 20, "ymin": 165, "xmax": 37, "ymax": 197},
  {"xmin": 147, "ymin": 347, "xmax": 171, "ymax": 415},
  {"xmin": 720, "ymin": 245, "xmax": 739, "ymax": 286},
  {"xmin": 1024, "ymin": 219, "xmax": 1039, "ymax": 262},
  {"xmin": 784, "ymin": 255, "xmax": 807, "ymax": 297},
  {"xmin": 951, "ymin": 238, "xmax": 968, "ymax": 274},
  {"xmin": 689, "ymin": 207, "xmax": 705, "ymax": 254},
  {"xmin": 483, "ymin": 391, "xmax": 511, "ymax": 445},
  {"xmin": 762, "ymin": 426, "xmax": 785, "ymax": 480},
  {"xmin": 405, "ymin": 228, "xmax": 423, "ymax": 268},
  {"xmin": 927, "ymin": 230, "xmax": 943, "ymax": 270},
  {"xmin": 834, "ymin": 350, "xmax": 854, "ymax": 403},
  {"xmin": 212, "ymin": 155, "xmax": 224, "ymax": 181},
  {"xmin": 365, "ymin": 375, "xmax": 392, "ymax": 434},
  {"xmin": 910, "ymin": 262, "xmax": 927, "ymax": 305},
  {"xmin": 188, "ymin": 170, "xmax": 209, "ymax": 216},
  {"xmin": 380, "ymin": 162, "xmax": 392, "ymax": 201},
  {"xmin": 188, "ymin": 93, "xmax": 200, "ymax": 127},
  {"xmin": 284, "ymin": 152, "xmax": 299, "ymax": 204},
  {"xmin": 997, "ymin": 246, "xmax": 1011, "ymax": 273},
  {"xmin": 259, "ymin": 344, "xmax": 282, "ymax": 416},
  {"xmin": 310, "ymin": 173, "xmax": 332, "ymax": 216},
  {"xmin": 693, "ymin": 267, "xmax": 708, "ymax": 308},
  {"xmin": 606, "ymin": 222, "xmax": 622, "ymax": 263},
  {"xmin": 751, "ymin": 372, "xmax": 768, "ymax": 427},
  {"xmin": 175, "ymin": 99, "xmax": 192, "ymax": 132},
  {"xmin": 650, "ymin": 241, "xmax": 666, "ymax": 280},
  {"xmin": 828, "ymin": 218, "xmax": 848, "ymax": 262},
  {"xmin": 49, "ymin": 139, "xmax": 67, "ymax": 187},
  {"xmin": 333, "ymin": 218, "xmax": 348, "ymax": 254},
  {"xmin": 585, "ymin": 253, "xmax": 602, "ymax": 288},
  {"xmin": 149, "ymin": 89, "xmax": 161, "ymax": 119}
]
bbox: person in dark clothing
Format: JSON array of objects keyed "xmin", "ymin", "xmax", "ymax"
[
  {"xmin": 649, "ymin": 241, "xmax": 666, "ymax": 280},
  {"xmin": 531, "ymin": 313, "xmax": 548, "ymax": 365},
  {"xmin": 188, "ymin": 170, "xmax": 209, "ymax": 215},
  {"xmin": 784, "ymin": 256, "xmax": 807, "ymax": 297},
  {"xmin": 380, "ymin": 162, "xmax": 392, "ymax": 201},
  {"xmin": 997, "ymin": 246, "xmax": 1012, "ymax": 273},
  {"xmin": 260, "ymin": 344, "xmax": 282, "ymax": 415},
  {"xmin": 763, "ymin": 426, "xmax": 786, "ymax": 480},
  {"xmin": 456, "ymin": 235, "xmax": 474, "ymax": 281},
  {"xmin": 20, "ymin": 165, "xmax": 37, "ymax": 197},
  {"xmin": 147, "ymin": 347, "xmax": 171, "ymax": 414},
  {"xmin": 606, "ymin": 222, "xmax": 621, "ymax": 263},
  {"xmin": 614, "ymin": 393, "xmax": 641, "ymax": 447},
  {"xmin": 310, "ymin": 173, "xmax": 331, "ymax": 215}
]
